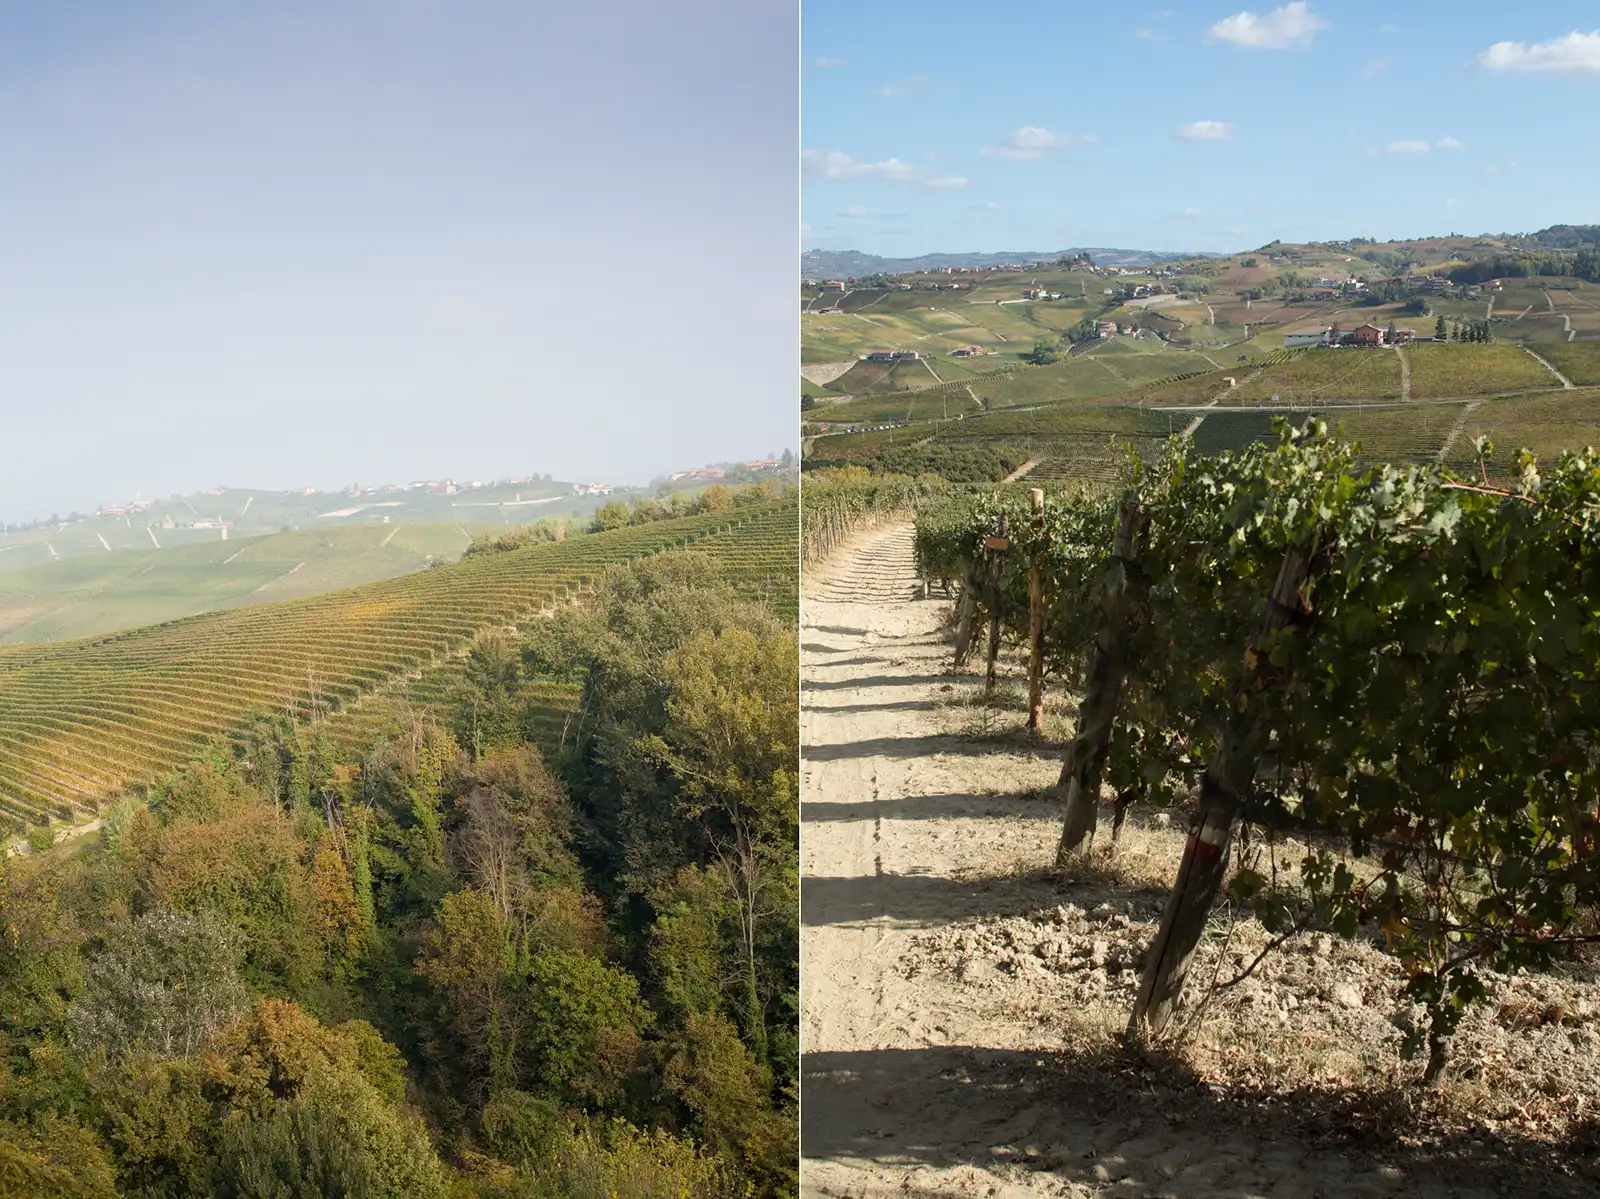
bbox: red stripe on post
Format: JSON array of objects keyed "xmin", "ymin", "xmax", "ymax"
[{"xmin": 1185, "ymin": 835, "xmax": 1224, "ymax": 862}]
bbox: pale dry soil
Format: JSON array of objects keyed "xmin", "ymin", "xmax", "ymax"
[{"xmin": 801, "ymin": 522, "xmax": 1600, "ymax": 1199}]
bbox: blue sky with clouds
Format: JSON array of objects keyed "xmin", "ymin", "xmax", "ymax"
[
  {"xmin": 0, "ymin": 0, "xmax": 795, "ymax": 520},
  {"xmin": 803, "ymin": 1, "xmax": 1600, "ymax": 258}
]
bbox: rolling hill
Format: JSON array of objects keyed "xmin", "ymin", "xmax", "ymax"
[
  {"xmin": 0, "ymin": 523, "xmax": 497, "ymax": 646},
  {"xmin": 0, "ymin": 479, "xmax": 630, "ymax": 572},
  {"xmin": 804, "ymin": 228, "xmax": 1600, "ymax": 485},
  {"xmin": 801, "ymin": 246, "xmax": 1220, "ymax": 279},
  {"xmin": 0, "ymin": 497, "xmax": 797, "ymax": 834}
]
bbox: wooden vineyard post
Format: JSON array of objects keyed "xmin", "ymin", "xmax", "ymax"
[
  {"xmin": 1055, "ymin": 499, "xmax": 1147, "ymax": 865},
  {"xmin": 952, "ymin": 562, "xmax": 981, "ymax": 670},
  {"xmin": 984, "ymin": 514, "xmax": 1008, "ymax": 695},
  {"xmin": 1127, "ymin": 539, "xmax": 1317, "ymax": 1042},
  {"xmin": 1026, "ymin": 489, "xmax": 1046, "ymax": 731}
]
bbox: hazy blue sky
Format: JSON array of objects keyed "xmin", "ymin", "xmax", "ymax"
[
  {"xmin": 0, "ymin": 1, "xmax": 796, "ymax": 519},
  {"xmin": 803, "ymin": 1, "xmax": 1599, "ymax": 258}
]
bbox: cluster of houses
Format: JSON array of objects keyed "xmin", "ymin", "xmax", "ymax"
[
  {"xmin": 665, "ymin": 459, "xmax": 785, "ymax": 484},
  {"xmin": 950, "ymin": 345, "xmax": 991, "ymax": 358},
  {"xmin": 94, "ymin": 499, "xmax": 153, "ymax": 518},
  {"xmin": 571, "ymin": 482, "xmax": 615, "ymax": 496},
  {"xmin": 933, "ymin": 263, "xmax": 1042, "ymax": 273},
  {"xmin": 1022, "ymin": 287, "xmax": 1064, "ymax": 300},
  {"xmin": 1284, "ymin": 324, "xmax": 1417, "ymax": 348},
  {"xmin": 862, "ymin": 349, "xmax": 921, "ymax": 362},
  {"xmin": 1093, "ymin": 265, "xmax": 1180, "ymax": 280}
]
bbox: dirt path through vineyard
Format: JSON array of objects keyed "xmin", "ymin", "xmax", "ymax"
[{"xmin": 800, "ymin": 522, "xmax": 1596, "ymax": 1199}]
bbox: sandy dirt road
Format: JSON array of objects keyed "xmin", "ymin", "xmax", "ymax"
[{"xmin": 800, "ymin": 523, "xmax": 1599, "ymax": 1199}]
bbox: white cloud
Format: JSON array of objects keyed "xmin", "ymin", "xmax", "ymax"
[
  {"xmin": 1172, "ymin": 207, "xmax": 1203, "ymax": 224},
  {"xmin": 1364, "ymin": 56, "xmax": 1395, "ymax": 75},
  {"xmin": 1478, "ymin": 31, "xmax": 1600, "ymax": 75},
  {"xmin": 1435, "ymin": 136, "xmax": 1465, "ymax": 149},
  {"xmin": 801, "ymin": 149, "xmax": 966, "ymax": 190},
  {"xmin": 874, "ymin": 74, "xmax": 930, "ymax": 99},
  {"xmin": 802, "ymin": 149, "xmax": 918, "ymax": 183},
  {"xmin": 1135, "ymin": 27, "xmax": 1163, "ymax": 40},
  {"xmin": 1177, "ymin": 119, "xmax": 1234, "ymax": 141},
  {"xmin": 981, "ymin": 125, "xmax": 1096, "ymax": 162},
  {"xmin": 1208, "ymin": 2, "xmax": 1328, "ymax": 49},
  {"xmin": 1481, "ymin": 158, "xmax": 1522, "ymax": 176},
  {"xmin": 838, "ymin": 205, "xmax": 869, "ymax": 218},
  {"xmin": 429, "ymin": 295, "xmax": 504, "ymax": 333},
  {"xmin": 814, "ymin": 56, "xmax": 846, "ymax": 68},
  {"xmin": 1368, "ymin": 139, "xmax": 1432, "ymax": 156}
]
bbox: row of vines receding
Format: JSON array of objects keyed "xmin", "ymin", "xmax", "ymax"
[{"xmin": 915, "ymin": 418, "xmax": 1600, "ymax": 1082}]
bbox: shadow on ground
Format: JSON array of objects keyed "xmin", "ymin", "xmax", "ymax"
[
  {"xmin": 801, "ymin": 792, "xmax": 1059, "ymax": 824},
  {"xmin": 804, "ymin": 698, "xmax": 941, "ymax": 715},
  {"xmin": 802, "ymin": 1044, "xmax": 1600, "ymax": 1198},
  {"xmin": 801, "ymin": 869, "xmax": 1077, "ymax": 928},
  {"xmin": 800, "ymin": 733, "xmax": 1032, "ymax": 763},
  {"xmin": 802, "ymin": 674, "xmax": 933, "ymax": 694}
]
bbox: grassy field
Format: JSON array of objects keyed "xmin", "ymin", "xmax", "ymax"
[
  {"xmin": 954, "ymin": 346, "xmax": 1209, "ymax": 409},
  {"xmin": 0, "ymin": 524, "xmax": 496, "ymax": 646},
  {"xmin": 1443, "ymin": 390, "xmax": 1600, "ymax": 474},
  {"xmin": 1405, "ymin": 342, "xmax": 1561, "ymax": 397},
  {"xmin": 1534, "ymin": 340, "xmax": 1600, "ymax": 386},
  {"xmin": 0, "ymin": 500, "xmax": 795, "ymax": 832},
  {"xmin": 807, "ymin": 383, "xmax": 981, "ymax": 425},
  {"xmin": 825, "ymin": 358, "xmax": 941, "ymax": 395},
  {"xmin": 1224, "ymin": 348, "xmax": 1404, "ymax": 404},
  {"xmin": 1499, "ymin": 311, "xmax": 1571, "ymax": 342},
  {"xmin": 1332, "ymin": 404, "xmax": 1464, "ymax": 464},
  {"xmin": 933, "ymin": 403, "xmax": 1172, "ymax": 444},
  {"xmin": 804, "ymin": 421, "xmax": 942, "ymax": 460}
]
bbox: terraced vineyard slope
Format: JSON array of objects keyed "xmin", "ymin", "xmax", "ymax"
[
  {"xmin": 0, "ymin": 499, "xmax": 795, "ymax": 832},
  {"xmin": 321, "ymin": 499, "xmax": 799, "ymax": 757}
]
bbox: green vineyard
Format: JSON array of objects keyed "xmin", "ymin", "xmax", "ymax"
[{"xmin": 0, "ymin": 498, "xmax": 797, "ymax": 832}]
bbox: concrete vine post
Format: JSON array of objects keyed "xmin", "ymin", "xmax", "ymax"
[
  {"xmin": 1055, "ymin": 499, "xmax": 1147, "ymax": 865},
  {"xmin": 1128, "ymin": 538, "xmax": 1317, "ymax": 1042},
  {"xmin": 984, "ymin": 514, "xmax": 1007, "ymax": 695},
  {"xmin": 1026, "ymin": 488, "xmax": 1046, "ymax": 731}
]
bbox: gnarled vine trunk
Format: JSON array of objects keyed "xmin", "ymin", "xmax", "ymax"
[
  {"xmin": 1055, "ymin": 500, "xmax": 1147, "ymax": 864},
  {"xmin": 1128, "ymin": 540, "xmax": 1316, "ymax": 1041}
]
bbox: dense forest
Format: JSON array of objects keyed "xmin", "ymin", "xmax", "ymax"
[{"xmin": 0, "ymin": 545, "xmax": 797, "ymax": 1196}]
